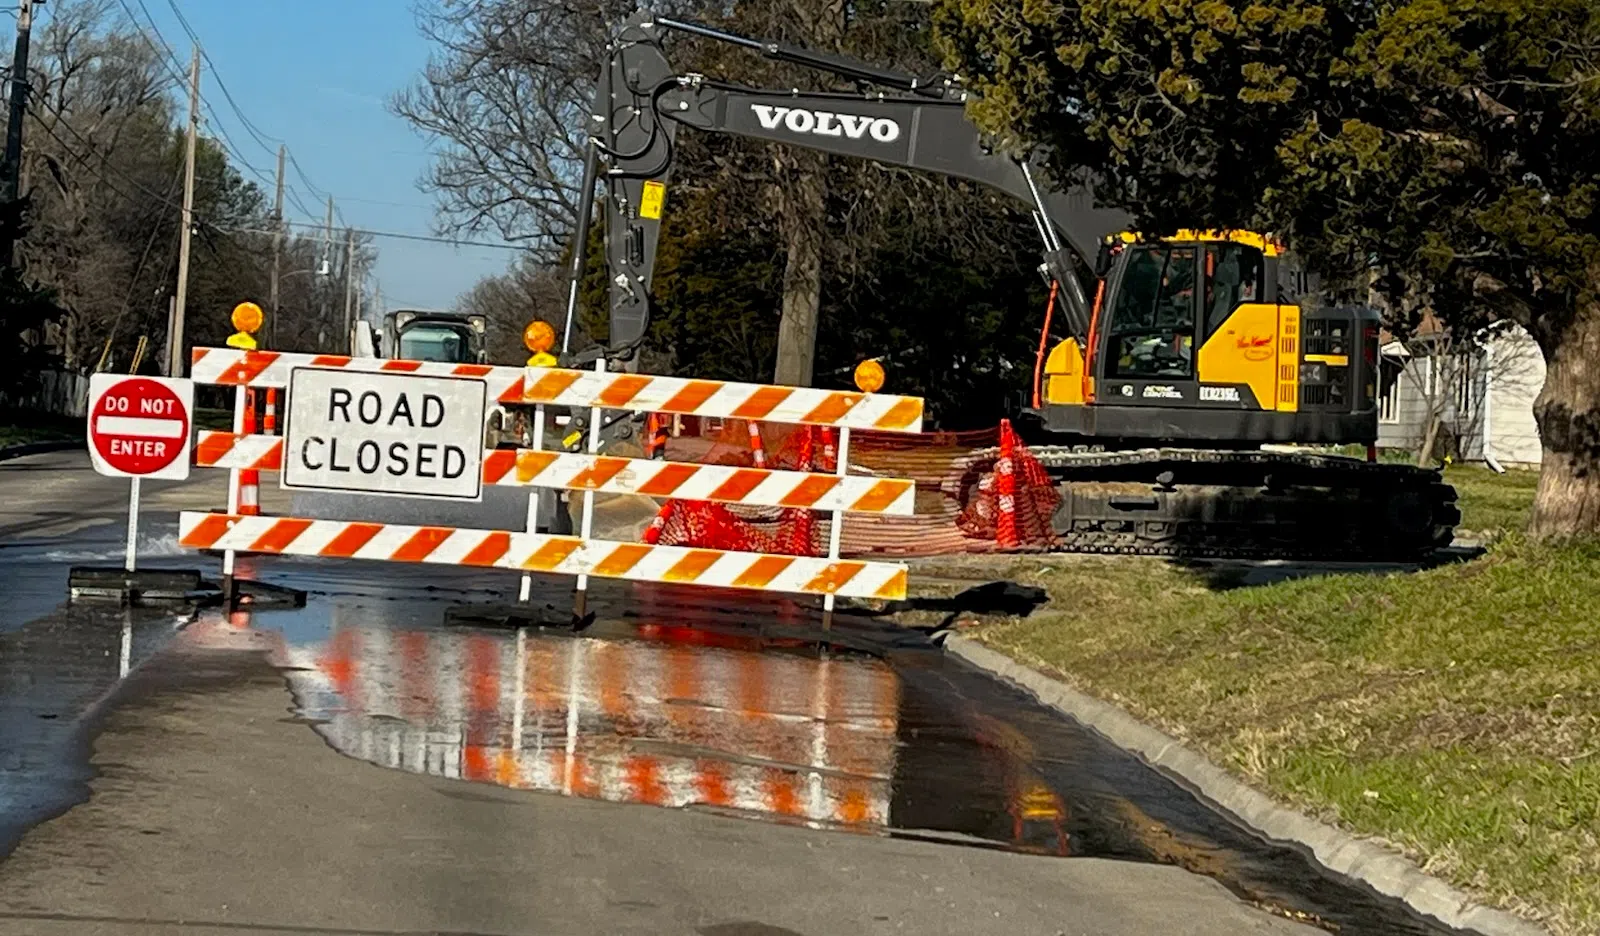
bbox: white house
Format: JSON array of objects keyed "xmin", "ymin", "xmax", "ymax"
[{"xmin": 1376, "ymin": 322, "xmax": 1545, "ymax": 467}]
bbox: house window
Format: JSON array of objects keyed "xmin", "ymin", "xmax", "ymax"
[
  {"xmin": 1453, "ymin": 358, "xmax": 1477, "ymax": 418},
  {"xmin": 1379, "ymin": 353, "xmax": 1404, "ymax": 424}
]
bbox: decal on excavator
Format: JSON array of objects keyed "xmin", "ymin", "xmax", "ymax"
[
  {"xmin": 1237, "ymin": 333, "xmax": 1275, "ymax": 362},
  {"xmin": 640, "ymin": 181, "xmax": 666, "ymax": 220},
  {"xmin": 750, "ymin": 104, "xmax": 901, "ymax": 143}
]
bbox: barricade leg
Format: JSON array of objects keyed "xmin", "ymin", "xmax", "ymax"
[
  {"xmin": 519, "ymin": 402, "xmax": 546, "ymax": 602},
  {"xmin": 574, "ymin": 360, "xmax": 604, "ymax": 616},
  {"xmin": 822, "ymin": 426, "xmax": 851, "ymax": 630}
]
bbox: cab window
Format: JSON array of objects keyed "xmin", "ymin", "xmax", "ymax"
[
  {"xmin": 1108, "ymin": 245, "xmax": 1197, "ymax": 379},
  {"xmin": 398, "ymin": 325, "xmax": 469, "ymax": 363},
  {"xmin": 1203, "ymin": 243, "xmax": 1265, "ymax": 338}
]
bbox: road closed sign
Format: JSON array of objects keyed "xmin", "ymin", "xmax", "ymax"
[
  {"xmin": 282, "ymin": 368, "xmax": 487, "ymax": 501},
  {"xmin": 87, "ymin": 374, "xmax": 194, "ymax": 480}
]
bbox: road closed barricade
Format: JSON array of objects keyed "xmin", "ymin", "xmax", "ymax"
[{"xmin": 179, "ymin": 346, "xmax": 925, "ymax": 612}]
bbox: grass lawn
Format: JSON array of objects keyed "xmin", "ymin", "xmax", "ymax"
[
  {"xmin": 955, "ymin": 466, "xmax": 1596, "ymax": 935},
  {"xmin": 0, "ymin": 410, "xmax": 83, "ymax": 449},
  {"xmin": 1447, "ymin": 463, "xmax": 1540, "ymax": 538}
]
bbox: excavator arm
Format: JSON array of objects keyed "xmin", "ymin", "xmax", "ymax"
[{"xmin": 586, "ymin": 12, "xmax": 1130, "ymax": 360}]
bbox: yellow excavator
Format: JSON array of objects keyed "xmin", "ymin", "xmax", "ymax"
[{"xmin": 569, "ymin": 13, "xmax": 1458, "ymax": 559}]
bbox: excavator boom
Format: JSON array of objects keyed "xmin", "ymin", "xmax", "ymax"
[{"xmin": 589, "ymin": 11, "xmax": 1129, "ymax": 352}]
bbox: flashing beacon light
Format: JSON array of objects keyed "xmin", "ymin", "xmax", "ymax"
[
  {"xmin": 854, "ymin": 358, "xmax": 885, "ymax": 394},
  {"xmin": 227, "ymin": 301, "xmax": 264, "ymax": 350}
]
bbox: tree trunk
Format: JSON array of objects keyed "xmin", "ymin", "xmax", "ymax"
[
  {"xmin": 770, "ymin": 0, "xmax": 843, "ymax": 389},
  {"xmin": 773, "ymin": 151, "xmax": 826, "ymax": 387},
  {"xmin": 1529, "ymin": 299, "xmax": 1600, "ymax": 538},
  {"xmin": 1415, "ymin": 413, "xmax": 1442, "ymax": 468}
]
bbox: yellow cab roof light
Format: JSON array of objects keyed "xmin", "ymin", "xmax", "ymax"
[{"xmin": 1106, "ymin": 229, "xmax": 1284, "ymax": 257}]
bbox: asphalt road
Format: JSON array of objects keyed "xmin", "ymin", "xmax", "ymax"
[
  {"xmin": 0, "ymin": 448, "xmax": 291, "ymax": 541},
  {"xmin": 0, "ymin": 450, "xmax": 1459, "ymax": 936}
]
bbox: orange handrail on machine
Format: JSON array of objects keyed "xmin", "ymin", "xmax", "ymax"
[{"xmin": 1029, "ymin": 281, "xmax": 1059, "ymax": 410}]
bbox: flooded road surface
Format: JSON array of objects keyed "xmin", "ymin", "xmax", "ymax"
[
  {"xmin": 0, "ymin": 524, "xmax": 1466, "ymax": 935},
  {"xmin": 0, "ymin": 522, "xmax": 196, "ymax": 854},
  {"xmin": 228, "ymin": 561, "xmax": 1460, "ymax": 936}
]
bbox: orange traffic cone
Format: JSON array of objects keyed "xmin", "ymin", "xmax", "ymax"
[
  {"xmin": 642, "ymin": 500, "xmax": 676, "ymax": 545},
  {"xmin": 996, "ymin": 419, "xmax": 1019, "ymax": 549},
  {"xmin": 645, "ymin": 412, "xmax": 668, "ymax": 459},
  {"xmin": 747, "ymin": 420, "xmax": 767, "ymax": 468},
  {"xmin": 239, "ymin": 389, "xmax": 260, "ymax": 516}
]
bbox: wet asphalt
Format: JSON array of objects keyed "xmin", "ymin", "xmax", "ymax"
[{"xmin": 0, "ymin": 452, "xmax": 1472, "ymax": 935}]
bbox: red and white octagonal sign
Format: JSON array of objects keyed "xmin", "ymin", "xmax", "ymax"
[{"xmin": 86, "ymin": 374, "xmax": 195, "ymax": 480}]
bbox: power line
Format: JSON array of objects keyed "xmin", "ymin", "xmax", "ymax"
[
  {"xmin": 116, "ymin": 0, "xmax": 188, "ymax": 87},
  {"xmin": 159, "ymin": 0, "xmax": 336, "ymax": 210},
  {"xmin": 164, "ymin": 0, "xmax": 284, "ymax": 159},
  {"xmin": 284, "ymin": 188, "xmax": 321, "ymax": 225},
  {"xmin": 27, "ymin": 102, "xmax": 295, "ymax": 252},
  {"xmin": 27, "ymin": 102, "xmax": 188, "ymax": 211},
  {"xmin": 103, "ymin": 163, "xmax": 187, "ymax": 353},
  {"xmin": 230, "ymin": 220, "xmax": 529, "ymax": 251},
  {"xmin": 115, "ymin": 0, "xmax": 334, "ymax": 211},
  {"xmin": 287, "ymin": 149, "xmax": 328, "ymax": 201}
]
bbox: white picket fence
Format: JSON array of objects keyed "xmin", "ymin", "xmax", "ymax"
[{"xmin": 0, "ymin": 370, "xmax": 90, "ymax": 418}]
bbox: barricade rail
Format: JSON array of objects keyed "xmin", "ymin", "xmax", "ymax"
[
  {"xmin": 191, "ymin": 348, "xmax": 924, "ymax": 431},
  {"xmin": 195, "ymin": 431, "xmax": 915, "ymax": 515}
]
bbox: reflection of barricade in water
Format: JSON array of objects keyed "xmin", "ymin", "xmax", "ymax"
[{"xmin": 275, "ymin": 613, "xmax": 903, "ymax": 829}]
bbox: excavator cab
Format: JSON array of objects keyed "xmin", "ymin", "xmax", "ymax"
[
  {"xmin": 1033, "ymin": 230, "xmax": 1382, "ymax": 447},
  {"xmin": 382, "ymin": 310, "xmax": 489, "ymax": 365}
]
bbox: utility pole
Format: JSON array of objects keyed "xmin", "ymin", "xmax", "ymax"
[
  {"xmin": 167, "ymin": 45, "xmax": 200, "ymax": 378},
  {"xmin": 341, "ymin": 228, "xmax": 354, "ymax": 343},
  {"xmin": 319, "ymin": 195, "xmax": 332, "ymax": 350},
  {"xmin": 268, "ymin": 144, "xmax": 284, "ymax": 348},
  {"xmin": 0, "ymin": 0, "xmax": 40, "ymax": 270}
]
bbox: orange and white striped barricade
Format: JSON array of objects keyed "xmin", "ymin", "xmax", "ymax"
[{"xmin": 182, "ymin": 347, "xmax": 924, "ymax": 611}]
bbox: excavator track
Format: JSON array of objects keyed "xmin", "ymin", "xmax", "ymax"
[{"xmin": 964, "ymin": 446, "xmax": 1460, "ymax": 562}]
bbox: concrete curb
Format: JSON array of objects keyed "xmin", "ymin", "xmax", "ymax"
[
  {"xmin": 945, "ymin": 635, "xmax": 1549, "ymax": 936},
  {"xmin": 0, "ymin": 439, "xmax": 83, "ymax": 462}
]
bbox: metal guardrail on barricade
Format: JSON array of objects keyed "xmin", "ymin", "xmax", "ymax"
[{"xmin": 177, "ymin": 346, "xmax": 926, "ymax": 619}]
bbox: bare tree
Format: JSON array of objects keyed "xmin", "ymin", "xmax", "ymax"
[
  {"xmin": 453, "ymin": 254, "xmax": 573, "ymax": 363},
  {"xmin": 403, "ymin": 0, "xmax": 1046, "ymax": 389},
  {"xmin": 1397, "ymin": 322, "xmax": 1546, "ymax": 467},
  {"xmin": 3, "ymin": 0, "xmax": 367, "ymax": 370},
  {"xmin": 390, "ymin": 0, "xmax": 635, "ymax": 261}
]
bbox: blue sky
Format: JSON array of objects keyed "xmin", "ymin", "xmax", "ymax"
[{"xmin": 107, "ymin": 0, "xmax": 525, "ymax": 315}]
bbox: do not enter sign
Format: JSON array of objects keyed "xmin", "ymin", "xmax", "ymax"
[{"xmin": 87, "ymin": 374, "xmax": 195, "ymax": 480}]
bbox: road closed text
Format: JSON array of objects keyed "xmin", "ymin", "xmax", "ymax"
[{"xmin": 282, "ymin": 368, "xmax": 487, "ymax": 501}]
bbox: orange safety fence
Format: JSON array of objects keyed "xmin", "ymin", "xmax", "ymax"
[{"xmin": 647, "ymin": 418, "xmax": 1060, "ymax": 558}]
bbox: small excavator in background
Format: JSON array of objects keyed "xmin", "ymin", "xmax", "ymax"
[
  {"xmin": 560, "ymin": 12, "xmax": 1460, "ymax": 560},
  {"xmin": 353, "ymin": 309, "xmax": 531, "ymax": 451}
]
